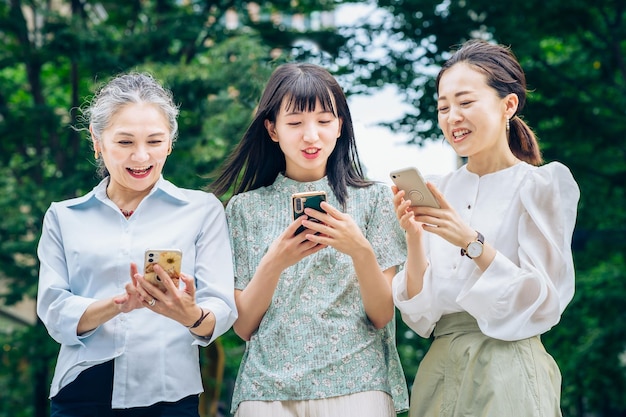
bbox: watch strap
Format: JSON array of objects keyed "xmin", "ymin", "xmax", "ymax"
[{"xmin": 460, "ymin": 231, "xmax": 484, "ymax": 258}]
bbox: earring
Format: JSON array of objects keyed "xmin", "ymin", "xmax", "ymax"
[
  {"xmin": 94, "ymin": 150, "xmax": 99, "ymax": 160},
  {"xmin": 506, "ymin": 118, "xmax": 510, "ymax": 132}
]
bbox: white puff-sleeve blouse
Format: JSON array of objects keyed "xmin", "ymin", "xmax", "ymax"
[{"xmin": 392, "ymin": 161, "xmax": 580, "ymax": 341}]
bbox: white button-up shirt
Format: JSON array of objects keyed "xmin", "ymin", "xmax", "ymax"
[{"xmin": 37, "ymin": 176, "xmax": 237, "ymax": 408}]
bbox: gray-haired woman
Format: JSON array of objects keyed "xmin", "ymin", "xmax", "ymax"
[{"xmin": 37, "ymin": 72, "xmax": 237, "ymax": 416}]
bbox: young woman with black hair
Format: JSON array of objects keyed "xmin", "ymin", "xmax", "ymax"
[{"xmin": 212, "ymin": 63, "xmax": 408, "ymax": 417}]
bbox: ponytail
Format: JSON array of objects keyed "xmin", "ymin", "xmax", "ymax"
[{"xmin": 509, "ymin": 116, "xmax": 542, "ymax": 166}]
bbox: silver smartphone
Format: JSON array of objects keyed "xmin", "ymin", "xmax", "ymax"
[{"xmin": 389, "ymin": 167, "xmax": 440, "ymax": 208}]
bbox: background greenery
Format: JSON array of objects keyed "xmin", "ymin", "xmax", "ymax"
[{"xmin": 0, "ymin": 1, "xmax": 624, "ymax": 416}]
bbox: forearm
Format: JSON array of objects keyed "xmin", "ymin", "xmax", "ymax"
[
  {"xmin": 188, "ymin": 307, "xmax": 217, "ymax": 339},
  {"xmin": 232, "ymin": 256, "xmax": 283, "ymax": 341},
  {"xmin": 352, "ymin": 245, "xmax": 396, "ymax": 329},
  {"xmin": 405, "ymin": 232, "xmax": 428, "ymax": 298},
  {"xmin": 77, "ymin": 297, "xmax": 121, "ymax": 335}
]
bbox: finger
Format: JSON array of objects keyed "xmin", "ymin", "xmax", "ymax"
[
  {"xmin": 135, "ymin": 274, "xmax": 163, "ymax": 300},
  {"xmin": 179, "ymin": 272, "xmax": 196, "ymax": 295},
  {"xmin": 396, "ymin": 199, "xmax": 412, "ymax": 219},
  {"xmin": 300, "ymin": 234, "xmax": 329, "ymax": 250},
  {"xmin": 317, "ymin": 201, "xmax": 340, "ymax": 216},
  {"xmin": 426, "ymin": 182, "xmax": 448, "ymax": 209},
  {"xmin": 308, "ymin": 202, "xmax": 346, "ymax": 230},
  {"xmin": 303, "ymin": 207, "xmax": 329, "ymax": 224},
  {"xmin": 153, "ymin": 264, "xmax": 179, "ymax": 293},
  {"xmin": 113, "ymin": 293, "xmax": 129, "ymax": 305},
  {"xmin": 393, "ymin": 189, "xmax": 409, "ymax": 209},
  {"xmin": 301, "ymin": 219, "xmax": 326, "ymax": 235},
  {"xmin": 130, "ymin": 263, "xmax": 139, "ymax": 286},
  {"xmin": 288, "ymin": 216, "xmax": 309, "ymax": 237},
  {"xmin": 306, "ymin": 201, "xmax": 342, "ymax": 222}
]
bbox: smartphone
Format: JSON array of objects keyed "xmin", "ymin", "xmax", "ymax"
[
  {"xmin": 389, "ymin": 167, "xmax": 440, "ymax": 208},
  {"xmin": 291, "ymin": 191, "xmax": 327, "ymax": 235},
  {"xmin": 144, "ymin": 249, "xmax": 182, "ymax": 291}
]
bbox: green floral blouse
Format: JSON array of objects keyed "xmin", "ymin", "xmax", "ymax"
[{"xmin": 226, "ymin": 174, "xmax": 409, "ymax": 414}]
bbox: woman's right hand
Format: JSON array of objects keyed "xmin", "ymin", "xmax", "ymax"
[
  {"xmin": 232, "ymin": 217, "xmax": 326, "ymax": 341},
  {"xmin": 77, "ymin": 265, "xmax": 144, "ymax": 335},
  {"xmin": 392, "ymin": 185, "xmax": 424, "ymax": 237},
  {"xmin": 114, "ymin": 263, "xmax": 148, "ymax": 313},
  {"xmin": 264, "ymin": 215, "xmax": 328, "ymax": 270}
]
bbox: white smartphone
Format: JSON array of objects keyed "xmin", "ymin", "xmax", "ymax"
[
  {"xmin": 389, "ymin": 167, "xmax": 440, "ymax": 208},
  {"xmin": 144, "ymin": 249, "xmax": 182, "ymax": 291}
]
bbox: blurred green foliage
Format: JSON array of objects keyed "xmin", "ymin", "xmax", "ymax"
[{"xmin": 1, "ymin": 1, "xmax": 624, "ymax": 417}]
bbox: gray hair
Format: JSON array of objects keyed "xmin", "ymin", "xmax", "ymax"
[{"xmin": 81, "ymin": 72, "xmax": 179, "ymax": 177}]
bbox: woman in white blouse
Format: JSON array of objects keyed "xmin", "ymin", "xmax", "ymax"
[{"xmin": 391, "ymin": 39, "xmax": 579, "ymax": 417}]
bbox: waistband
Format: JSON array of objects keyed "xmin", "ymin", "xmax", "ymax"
[{"xmin": 433, "ymin": 311, "xmax": 480, "ymax": 338}]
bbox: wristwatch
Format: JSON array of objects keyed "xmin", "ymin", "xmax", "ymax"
[{"xmin": 461, "ymin": 231, "xmax": 485, "ymax": 259}]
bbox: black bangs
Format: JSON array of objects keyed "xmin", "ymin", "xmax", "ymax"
[{"xmin": 282, "ymin": 76, "xmax": 337, "ymax": 116}]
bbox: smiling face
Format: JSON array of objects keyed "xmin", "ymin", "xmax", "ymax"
[
  {"xmin": 437, "ymin": 62, "xmax": 517, "ymax": 163},
  {"xmin": 92, "ymin": 102, "xmax": 171, "ymax": 197},
  {"xmin": 265, "ymin": 96, "xmax": 342, "ymax": 182}
]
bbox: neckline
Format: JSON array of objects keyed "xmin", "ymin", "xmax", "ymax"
[
  {"xmin": 120, "ymin": 208, "xmax": 134, "ymax": 218},
  {"xmin": 464, "ymin": 160, "xmax": 526, "ymax": 178}
]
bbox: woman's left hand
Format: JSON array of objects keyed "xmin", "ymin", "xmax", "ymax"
[
  {"xmin": 131, "ymin": 263, "xmax": 202, "ymax": 327},
  {"xmin": 301, "ymin": 201, "xmax": 372, "ymax": 258},
  {"xmin": 411, "ymin": 182, "xmax": 478, "ymax": 249}
]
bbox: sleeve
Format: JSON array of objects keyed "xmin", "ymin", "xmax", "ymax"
[
  {"xmin": 458, "ymin": 162, "xmax": 580, "ymax": 340},
  {"xmin": 391, "ymin": 173, "xmax": 444, "ymax": 338},
  {"xmin": 392, "ymin": 267, "xmax": 438, "ymax": 338},
  {"xmin": 192, "ymin": 194, "xmax": 238, "ymax": 345},
  {"xmin": 224, "ymin": 194, "xmax": 253, "ymax": 291},
  {"xmin": 366, "ymin": 184, "xmax": 407, "ymax": 271},
  {"xmin": 36, "ymin": 205, "xmax": 95, "ymax": 346}
]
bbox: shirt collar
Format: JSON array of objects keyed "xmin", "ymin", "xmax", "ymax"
[
  {"xmin": 270, "ymin": 173, "xmax": 331, "ymax": 195},
  {"xmin": 66, "ymin": 176, "xmax": 190, "ymax": 208}
]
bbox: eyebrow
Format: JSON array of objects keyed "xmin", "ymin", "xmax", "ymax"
[
  {"xmin": 113, "ymin": 131, "xmax": 167, "ymax": 138},
  {"xmin": 438, "ymin": 90, "xmax": 474, "ymax": 101},
  {"xmin": 283, "ymin": 109, "xmax": 335, "ymax": 116}
]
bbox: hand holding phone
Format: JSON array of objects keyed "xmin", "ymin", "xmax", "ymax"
[
  {"xmin": 291, "ymin": 191, "xmax": 327, "ymax": 235},
  {"xmin": 390, "ymin": 167, "xmax": 440, "ymax": 208},
  {"xmin": 144, "ymin": 249, "xmax": 182, "ymax": 291}
]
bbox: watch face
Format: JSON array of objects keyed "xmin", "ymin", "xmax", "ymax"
[{"xmin": 467, "ymin": 241, "xmax": 483, "ymax": 258}]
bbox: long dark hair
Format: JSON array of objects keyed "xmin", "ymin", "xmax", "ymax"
[
  {"xmin": 437, "ymin": 39, "xmax": 543, "ymax": 165},
  {"xmin": 211, "ymin": 63, "xmax": 371, "ymax": 206}
]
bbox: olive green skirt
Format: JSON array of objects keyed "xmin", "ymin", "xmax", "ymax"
[{"xmin": 409, "ymin": 312, "xmax": 562, "ymax": 417}]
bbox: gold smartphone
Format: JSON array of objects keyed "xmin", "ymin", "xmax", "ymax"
[
  {"xmin": 291, "ymin": 191, "xmax": 327, "ymax": 235},
  {"xmin": 143, "ymin": 249, "xmax": 182, "ymax": 291},
  {"xmin": 389, "ymin": 167, "xmax": 440, "ymax": 208}
]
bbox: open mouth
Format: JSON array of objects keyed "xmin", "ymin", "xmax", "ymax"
[
  {"xmin": 452, "ymin": 129, "xmax": 470, "ymax": 142},
  {"xmin": 302, "ymin": 148, "xmax": 320, "ymax": 158},
  {"xmin": 127, "ymin": 166, "xmax": 153, "ymax": 177}
]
